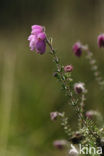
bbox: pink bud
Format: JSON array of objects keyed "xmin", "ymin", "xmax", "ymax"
[
  {"xmin": 50, "ymin": 112, "xmax": 58, "ymax": 120},
  {"xmin": 72, "ymin": 42, "xmax": 82, "ymax": 57},
  {"xmin": 97, "ymin": 34, "xmax": 104, "ymax": 48},
  {"xmin": 74, "ymin": 82, "xmax": 86, "ymax": 94},
  {"xmin": 64, "ymin": 65, "xmax": 73, "ymax": 72}
]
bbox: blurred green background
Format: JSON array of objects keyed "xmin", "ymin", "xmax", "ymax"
[{"xmin": 0, "ymin": 0, "xmax": 104, "ymax": 155}]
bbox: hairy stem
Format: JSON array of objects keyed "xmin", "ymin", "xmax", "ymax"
[{"xmin": 86, "ymin": 50, "xmax": 104, "ymax": 89}]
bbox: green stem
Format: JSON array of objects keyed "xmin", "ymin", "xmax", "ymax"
[{"xmin": 46, "ymin": 38, "xmax": 77, "ymax": 104}]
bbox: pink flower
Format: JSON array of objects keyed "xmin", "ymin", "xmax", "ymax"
[
  {"xmin": 28, "ymin": 25, "xmax": 46, "ymax": 54},
  {"xmin": 64, "ymin": 65, "xmax": 73, "ymax": 72},
  {"xmin": 72, "ymin": 42, "xmax": 82, "ymax": 57},
  {"xmin": 97, "ymin": 34, "xmax": 104, "ymax": 48}
]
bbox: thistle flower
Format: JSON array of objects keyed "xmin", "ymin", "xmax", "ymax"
[
  {"xmin": 28, "ymin": 25, "xmax": 46, "ymax": 54},
  {"xmin": 69, "ymin": 144, "xmax": 79, "ymax": 156},
  {"xmin": 72, "ymin": 42, "xmax": 82, "ymax": 57},
  {"xmin": 97, "ymin": 34, "xmax": 104, "ymax": 48},
  {"xmin": 64, "ymin": 65, "xmax": 73, "ymax": 72},
  {"xmin": 74, "ymin": 82, "xmax": 86, "ymax": 94},
  {"xmin": 53, "ymin": 140, "xmax": 67, "ymax": 149}
]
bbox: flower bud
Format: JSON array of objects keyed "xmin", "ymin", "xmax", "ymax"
[
  {"xmin": 50, "ymin": 112, "xmax": 58, "ymax": 120},
  {"xmin": 97, "ymin": 34, "xmax": 104, "ymax": 48},
  {"xmin": 64, "ymin": 65, "xmax": 73, "ymax": 72},
  {"xmin": 72, "ymin": 42, "xmax": 82, "ymax": 57},
  {"xmin": 74, "ymin": 82, "xmax": 86, "ymax": 94}
]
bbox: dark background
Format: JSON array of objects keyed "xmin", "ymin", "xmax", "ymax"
[{"xmin": 0, "ymin": 0, "xmax": 104, "ymax": 155}]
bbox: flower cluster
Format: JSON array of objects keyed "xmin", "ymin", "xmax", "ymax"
[{"xmin": 28, "ymin": 25, "xmax": 47, "ymax": 54}]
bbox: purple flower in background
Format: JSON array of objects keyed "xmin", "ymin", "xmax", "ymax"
[
  {"xmin": 72, "ymin": 42, "xmax": 82, "ymax": 57},
  {"xmin": 53, "ymin": 140, "xmax": 67, "ymax": 150},
  {"xmin": 97, "ymin": 34, "xmax": 104, "ymax": 48},
  {"xmin": 64, "ymin": 65, "xmax": 73, "ymax": 72},
  {"xmin": 28, "ymin": 25, "xmax": 46, "ymax": 54}
]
